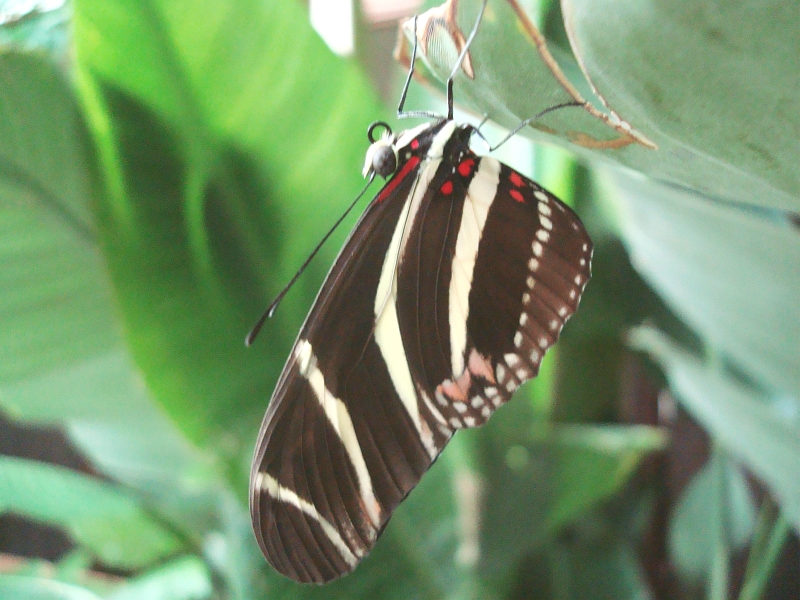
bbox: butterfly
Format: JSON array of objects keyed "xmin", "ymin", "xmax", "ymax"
[{"xmin": 248, "ymin": 0, "xmax": 592, "ymax": 584}]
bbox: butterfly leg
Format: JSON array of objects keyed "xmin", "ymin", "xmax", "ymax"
[
  {"xmin": 444, "ymin": 0, "xmax": 489, "ymax": 119},
  {"xmin": 397, "ymin": 15, "xmax": 443, "ymax": 120},
  {"xmin": 397, "ymin": 0, "xmax": 490, "ymax": 121}
]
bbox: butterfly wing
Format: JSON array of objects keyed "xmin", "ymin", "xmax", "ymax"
[
  {"xmin": 250, "ymin": 123, "xmax": 593, "ymax": 584},
  {"xmin": 250, "ymin": 123, "xmax": 456, "ymax": 583},
  {"xmin": 396, "ymin": 151, "xmax": 592, "ymax": 430}
]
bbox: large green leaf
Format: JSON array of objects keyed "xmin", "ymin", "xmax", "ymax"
[
  {"xmin": 72, "ymin": 0, "xmax": 385, "ymax": 468},
  {"xmin": 409, "ymin": 0, "xmax": 799, "ymax": 212},
  {"xmin": 407, "ymin": 0, "xmax": 646, "ymax": 148},
  {"xmin": 65, "ymin": 420, "xmax": 222, "ymax": 541},
  {"xmin": 0, "ymin": 456, "xmax": 182, "ymax": 569},
  {"xmin": 562, "ymin": 0, "xmax": 800, "ymax": 212},
  {"xmin": 609, "ymin": 172, "xmax": 800, "ymax": 397},
  {"xmin": 632, "ymin": 328, "xmax": 800, "ymax": 534},
  {"xmin": 0, "ymin": 49, "xmax": 224, "ymax": 542},
  {"xmin": 0, "ymin": 51, "xmax": 105, "ymax": 404}
]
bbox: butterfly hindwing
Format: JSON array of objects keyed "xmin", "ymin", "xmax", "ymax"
[
  {"xmin": 457, "ymin": 161, "xmax": 592, "ymax": 421},
  {"xmin": 396, "ymin": 142, "xmax": 593, "ymax": 431}
]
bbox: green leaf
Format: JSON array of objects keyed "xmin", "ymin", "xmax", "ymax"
[
  {"xmin": 409, "ymin": 0, "xmax": 799, "ymax": 211},
  {"xmin": 106, "ymin": 556, "xmax": 212, "ymax": 600},
  {"xmin": 65, "ymin": 420, "xmax": 222, "ymax": 540},
  {"xmin": 0, "ymin": 50, "xmax": 168, "ymax": 428},
  {"xmin": 610, "ymin": 172, "xmax": 800, "ymax": 397},
  {"xmin": 562, "ymin": 0, "xmax": 800, "ymax": 212},
  {"xmin": 0, "ymin": 49, "xmax": 224, "ymax": 541},
  {"xmin": 0, "ymin": 456, "xmax": 182, "ymax": 569},
  {"xmin": 54, "ymin": 551, "xmax": 95, "ymax": 582},
  {"xmin": 632, "ymin": 328, "xmax": 800, "ymax": 534},
  {"xmin": 0, "ymin": 50, "xmax": 109, "ymax": 415},
  {"xmin": 0, "ymin": 576, "xmax": 102, "ymax": 600},
  {"xmin": 410, "ymin": 0, "xmax": 648, "ymax": 148},
  {"xmin": 669, "ymin": 449, "xmax": 757, "ymax": 581},
  {"xmin": 549, "ymin": 424, "xmax": 666, "ymax": 532},
  {"xmin": 72, "ymin": 0, "xmax": 385, "ymax": 466},
  {"xmin": 473, "ymin": 408, "xmax": 663, "ymax": 588}
]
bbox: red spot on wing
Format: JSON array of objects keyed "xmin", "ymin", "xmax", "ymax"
[
  {"xmin": 377, "ymin": 155, "xmax": 421, "ymax": 202},
  {"xmin": 440, "ymin": 180, "xmax": 453, "ymax": 195},
  {"xmin": 510, "ymin": 189, "xmax": 524, "ymax": 203},
  {"xmin": 458, "ymin": 158, "xmax": 475, "ymax": 177},
  {"xmin": 410, "ymin": 139, "xmax": 420, "ymax": 150},
  {"xmin": 509, "ymin": 171, "xmax": 523, "ymax": 187}
]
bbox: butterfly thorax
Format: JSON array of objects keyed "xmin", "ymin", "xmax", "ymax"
[{"xmin": 363, "ymin": 120, "xmax": 475, "ymax": 183}]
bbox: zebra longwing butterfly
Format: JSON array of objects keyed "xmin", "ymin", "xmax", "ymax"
[{"xmin": 249, "ymin": 2, "xmax": 593, "ymax": 584}]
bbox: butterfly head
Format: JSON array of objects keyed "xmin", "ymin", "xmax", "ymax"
[
  {"xmin": 363, "ymin": 121, "xmax": 399, "ymax": 179},
  {"xmin": 363, "ymin": 119, "xmax": 457, "ymax": 181}
]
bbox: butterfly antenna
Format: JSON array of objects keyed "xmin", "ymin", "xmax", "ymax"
[
  {"xmin": 245, "ymin": 175, "xmax": 376, "ymax": 347},
  {"xmin": 486, "ymin": 101, "xmax": 584, "ymax": 151}
]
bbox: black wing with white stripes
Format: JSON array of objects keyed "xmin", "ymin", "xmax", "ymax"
[{"xmin": 249, "ymin": 120, "xmax": 592, "ymax": 583}]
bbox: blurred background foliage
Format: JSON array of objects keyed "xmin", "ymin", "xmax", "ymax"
[{"xmin": 0, "ymin": 0, "xmax": 797, "ymax": 598}]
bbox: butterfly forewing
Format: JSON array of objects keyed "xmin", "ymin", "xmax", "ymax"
[
  {"xmin": 250, "ymin": 121, "xmax": 593, "ymax": 583},
  {"xmin": 251, "ymin": 121, "xmax": 451, "ymax": 583}
]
